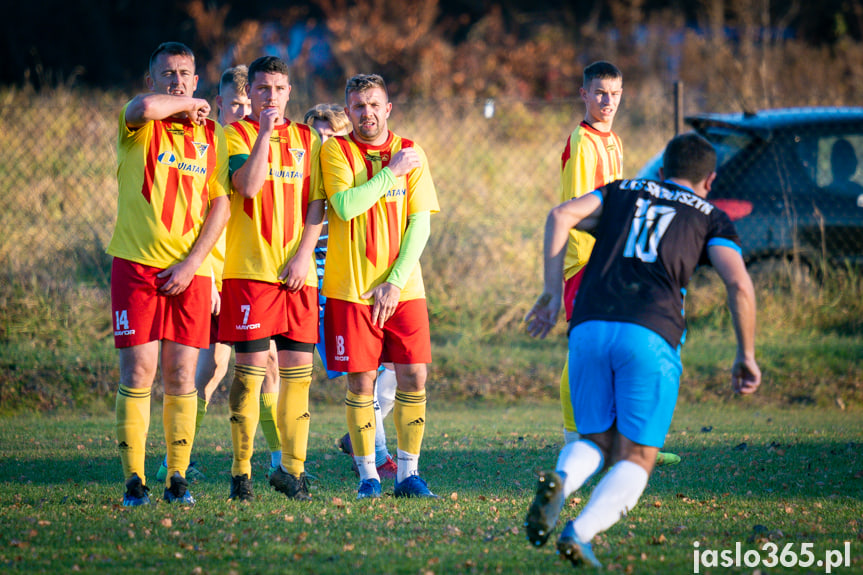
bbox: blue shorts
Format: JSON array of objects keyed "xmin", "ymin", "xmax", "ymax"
[{"xmin": 568, "ymin": 320, "xmax": 682, "ymax": 448}]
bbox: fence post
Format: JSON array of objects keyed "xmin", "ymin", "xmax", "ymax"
[{"xmin": 674, "ymin": 81, "xmax": 684, "ymax": 135}]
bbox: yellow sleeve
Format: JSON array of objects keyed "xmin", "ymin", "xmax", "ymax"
[{"xmin": 208, "ymin": 122, "xmax": 230, "ymax": 201}]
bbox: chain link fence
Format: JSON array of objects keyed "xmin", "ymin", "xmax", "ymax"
[{"xmin": 2, "ymin": 86, "xmax": 862, "ymax": 322}]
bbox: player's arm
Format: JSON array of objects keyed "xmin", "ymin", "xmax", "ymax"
[
  {"xmin": 361, "ymin": 210, "xmax": 431, "ymax": 329},
  {"xmin": 525, "ymin": 192, "xmax": 603, "ymax": 338},
  {"xmin": 231, "ymin": 113, "xmax": 279, "ymax": 198},
  {"xmin": 328, "ymin": 149, "xmax": 422, "ymax": 221},
  {"xmin": 707, "ymin": 243, "xmax": 761, "ymax": 395},
  {"xmin": 125, "ymin": 94, "xmax": 211, "ymax": 128},
  {"xmin": 157, "ymin": 194, "xmax": 231, "ymax": 296},
  {"xmin": 279, "ymin": 199, "xmax": 326, "ymax": 292}
]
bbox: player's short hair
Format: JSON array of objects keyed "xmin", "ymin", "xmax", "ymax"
[
  {"xmin": 149, "ymin": 42, "xmax": 195, "ymax": 73},
  {"xmin": 345, "ymin": 74, "xmax": 388, "ymax": 103},
  {"xmin": 662, "ymin": 133, "xmax": 717, "ymax": 183},
  {"xmin": 219, "ymin": 65, "xmax": 249, "ymax": 96},
  {"xmin": 583, "ymin": 61, "xmax": 622, "ymax": 87},
  {"xmin": 304, "ymin": 104, "xmax": 351, "ymax": 134},
  {"xmin": 248, "ymin": 56, "xmax": 290, "ymax": 84}
]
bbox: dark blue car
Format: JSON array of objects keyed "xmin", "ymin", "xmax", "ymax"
[{"xmin": 637, "ymin": 108, "xmax": 863, "ymax": 266}]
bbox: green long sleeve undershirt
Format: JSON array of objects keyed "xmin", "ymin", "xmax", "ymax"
[
  {"xmin": 387, "ymin": 211, "xmax": 431, "ymax": 289},
  {"xmin": 328, "ymin": 167, "xmax": 429, "ymax": 289},
  {"xmin": 328, "ymin": 167, "xmax": 397, "ymax": 221}
]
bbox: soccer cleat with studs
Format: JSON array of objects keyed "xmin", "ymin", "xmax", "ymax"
[
  {"xmin": 269, "ymin": 467, "xmax": 312, "ymax": 501},
  {"xmin": 163, "ymin": 472, "xmax": 196, "ymax": 505},
  {"xmin": 655, "ymin": 451, "xmax": 681, "ymax": 466},
  {"xmin": 376, "ymin": 455, "xmax": 398, "ymax": 480},
  {"xmin": 556, "ymin": 520, "xmax": 602, "ymax": 568},
  {"xmin": 122, "ymin": 473, "xmax": 151, "ymax": 507},
  {"xmin": 228, "ymin": 473, "xmax": 254, "ymax": 502},
  {"xmin": 337, "ymin": 433, "xmax": 361, "ymax": 477},
  {"xmin": 393, "ymin": 474, "xmax": 438, "ymax": 498},
  {"xmin": 356, "ymin": 478, "xmax": 382, "ymax": 500},
  {"xmin": 524, "ymin": 470, "xmax": 565, "ymax": 547}
]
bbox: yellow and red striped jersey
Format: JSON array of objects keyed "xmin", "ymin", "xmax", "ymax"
[
  {"xmin": 321, "ymin": 132, "xmax": 439, "ymax": 304},
  {"xmin": 222, "ymin": 119, "xmax": 324, "ymax": 284},
  {"xmin": 560, "ymin": 121, "xmax": 623, "ymax": 279},
  {"xmin": 108, "ymin": 102, "xmax": 230, "ymax": 275}
]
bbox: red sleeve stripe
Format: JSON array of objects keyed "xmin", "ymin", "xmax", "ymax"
[
  {"xmin": 140, "ymin": 120, "xmax": 163, "ymax": 203},
  {"xmin": 561, "ymin": 135, "xmax": 572, "ymax": 171}
]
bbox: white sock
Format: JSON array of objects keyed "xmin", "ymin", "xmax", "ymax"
[
  {"xmin": 396, "ymin": 448, "xmax": 418, "ymax": 483},
  {"xmin": 573, "ymin": 460, "xmax": 649, "ymax": 542},
  {"xmin": 556, "ymin": 439, "xmax": 604, "ymax": 496},
  {"xmin": 375, "ymin": 368, "xmax": 397, "ymax": 419},
  {"xmin": 563, "ymin": 429, "xmax": 581, "ymax": 444},
  {"xmin": 270, "ymin": 450, "xmax": 282, "ymax": 469},
  {"xmin": 354, "ymin": 455, "xmax": 379, "ymax": 482},
  {"xmin": 373, "ymin": 400, "xmax": 390, "ymax": 465}
]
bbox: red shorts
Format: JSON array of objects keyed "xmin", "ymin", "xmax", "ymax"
[
  {"xmin": 209, "ymin": 303, "xmax": 220, "ymax": 346},
  {"xmin": 110, "ymin": 258, "xmax": 211, "ymax": 349},
  {"xmin": 219, "ymin": 279, "xmax": 318, "ymax": 344},
  {"xmin": 564, "ymin": 268, "xmax": 586, "ymax": 321},
  {"xmin": 324, "ymin": 298, "xmax": 432, "ymax": 373}
]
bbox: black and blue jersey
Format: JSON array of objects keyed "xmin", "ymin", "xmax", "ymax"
[{"xmin": 569, "ymin": 178, "xmax": 741, "ymax": 349}]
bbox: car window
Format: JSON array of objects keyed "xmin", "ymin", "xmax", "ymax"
[
  {"xmin": 812, "ymin": 135, "xmax": 863, "ymax": 197},
  {"xmin": 700, "ymin": 127, "xmax": 753, "ymax": 169}
]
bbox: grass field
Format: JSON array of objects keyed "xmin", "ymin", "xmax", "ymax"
[{"xmin": 1, "ymin": 402, "xmax": 860, "ymax": 574}]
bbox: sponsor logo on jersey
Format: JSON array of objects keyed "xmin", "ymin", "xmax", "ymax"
[
  {"xmin": 269, "ymin": 167, "xmax": 303, "ymax": 180},
  {"xmin": 364, "ymin": 152, "xmax": 390, "ymax": 163},
  {"xmin": 176, "ymin": 161, "xmax": 207, "ymax": 175},
  {"xmin": 235, "ymin": 323, "xmax": 261, "ymax": 330},
  {"xmin": 158, "ymin": 151, "xmax": 177, "ymax": 165},
  {"xmin": 333, "ymin": 355, "xmax": 349, "ymax": 361},
  {"xmin": 114, "ymin": 329, "xmax": 136, "ymax": 336},
  {"xmin": 386, "ymin": 187, "xmax": 407, "ymax": 199}
]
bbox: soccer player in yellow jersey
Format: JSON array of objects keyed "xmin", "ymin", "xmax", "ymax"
[
  {"xmin": 108, "ymin": 42, "xmax": 230, "ymax": 506},
  {"xmin": 321, "ymin": 74, "xmax": 440, "ymax": 500},
  {"xmin": 553, "ymin": 61, "xmax": 680, "ymax": 466},
  {"xmin": 557, "ymin": 61, "xmax": 624, "ymax": 447},
  {"xmin": 154, "ymin": 64, "xmax": 285, "ymax": 483},
  {"xmin": 219, "ymin": 56, "xmax": 325, "ymax": 502}
]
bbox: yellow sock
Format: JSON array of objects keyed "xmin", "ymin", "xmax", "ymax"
[
  {"xmin": 116, "ymin": 385, "xmax": 151, "ymax": 484},
  {"xmin": 560, "ymin": 357, "xmax": 577, "ymax": 434},
  {"xmin": 164, "ymin": 391, "xmax": 197, "ymax": 485},
  {"xmin": 394, "ymin": 389, "xmax": 426, "ymax": 456},
  {"xmin": 345, "ymin": 390, "xmax": 375, "ymax": 457},
  {"xmin": 278, "ymin": 365, "xmax": 313, "ymax": 476},
  {"xmin": 229, "ymin": 364, "xmax": 266, "ymax": 478},
  {"xmin": 194, "ymin": 396, "xmax": 208, "ymax": 436},
  {"xmin": 259, "ymin": 391, "xmax": 281, "ymax": 453}
]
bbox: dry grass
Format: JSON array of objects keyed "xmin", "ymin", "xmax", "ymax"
[{"xmin": 0, "ymin": 43, "xmax": 861, "ymax": 410}]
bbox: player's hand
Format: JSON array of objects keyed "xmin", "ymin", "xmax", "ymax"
[
  {"xmin": 731, "ymin": 355, "xmax": 761, "ymax": 395},
  {"xmin": 279, "ymin": 254, "xmax": 310, "ymax": 292},
  {"xmin": 188, "ymin": 98, "xmax": 211, "ymax": 125},
  {"xmin": 156, "ymin": 260, "xmax": 197, "ymax": 296},
  {"xmin": 387, "ymin": 149, "xmax": 421, "ymax": 178},
  {"xmin": 361, "ymin": 282, "xmax": 401, "ymax": 328},
  {"xmin": 210, "ymin": 280, "xmax": 221, "ymax": 316},
  {"xmin": 524, "ymin": 292, "xmax": 560, "ymax": 339},
  {"xmin": 259, "ymin": 106, "xmax": 280, "ymax": 134}
]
